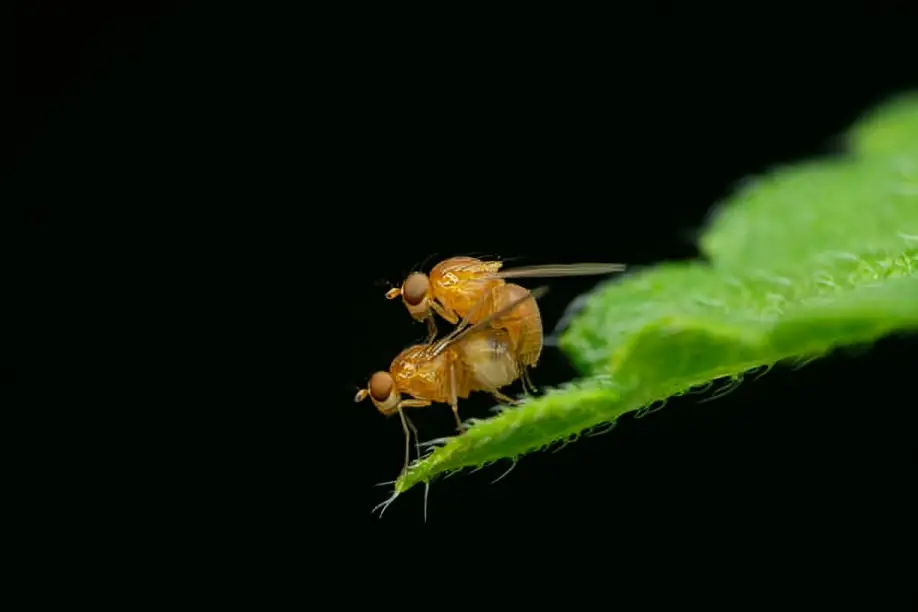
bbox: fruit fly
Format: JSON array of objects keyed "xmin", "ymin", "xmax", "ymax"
[
  {"xmin": 385, "ymin": 256, "xmax": 625, "ymax": 343},
  {"xmin": 355, "ymin": 285, "xmax": 549, "ymax": 475}
]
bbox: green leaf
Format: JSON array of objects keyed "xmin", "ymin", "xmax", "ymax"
[
  {"xmin": 388, "ymin": 93, "xmax": 918, "ymax": 499},
  {"xmin": 847, "ymin": 91, "xmax": 918, "ymax": 159}
]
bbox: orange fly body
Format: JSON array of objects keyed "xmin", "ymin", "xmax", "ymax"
[{"xmin": 385, "ymin": 256, "xmax": 625, "ymax": 346}]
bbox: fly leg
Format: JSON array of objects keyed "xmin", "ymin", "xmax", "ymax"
[
  {"xmin": 448, "ymin": 362, "xmax": 462, "ymax": 431},
  {"xmin": 491, "ymin": 389, "xmax": 521, "ymax": 406},
  {"xmin": 521, "ymin": 367, "xmax": 539, "ymax": 395},
  {"xmin": 518, "ymin": 363, "xmax": 533, "ymax": 396},
  {"xmin": 404, "ymin": 413, "xmax": 422, "ymax": 465},
  {"xmin": 396, "ymin": 409, "xmax": 411, "ymax": 476},
  {"xmin": 430, "ymin": 301, "xmax": 460, "ymax": 325},
  {"xmin": 395, "ymin": 399, "xmax": 431, "ymax": 474},
  {"xmin": 423, "ymin": 315, "xmax": 438, "ymax": 344},
  {"xmin": 426, "ymin": 301, "xmax": 460, "ymax": 343}
]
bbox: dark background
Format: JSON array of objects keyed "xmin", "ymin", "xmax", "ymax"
[{"xmin": 9, "ymin": 4, "xmax": 914, "ymax": 583}]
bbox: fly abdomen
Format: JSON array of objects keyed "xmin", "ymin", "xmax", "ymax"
[{"xmin": 460, "ymin": 333, "xmax": 519, "ymax": 392}]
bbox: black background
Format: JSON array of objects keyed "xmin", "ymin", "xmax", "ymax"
[{"xmin": 9, "ymin": 3, "xmax": 915, "ymax": 589}]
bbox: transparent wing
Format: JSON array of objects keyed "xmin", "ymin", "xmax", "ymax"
[
  {"xmin": 425, "ymin": 286, "xmax": 549, "ymax": 359},
  {"xmin": 488, "ymin": 262, "xmax": 626, "ymax": 279}
]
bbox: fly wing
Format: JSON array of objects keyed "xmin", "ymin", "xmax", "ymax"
[
  {"xmin": 425, "ymin": 285, "xmax": 549, "ymax": 359},
  {"xmin": 488, "ymin": 262, "xmax": 626, "ymax": 279}
]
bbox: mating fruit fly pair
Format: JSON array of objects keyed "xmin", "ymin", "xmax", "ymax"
[{"xmin": 354, "ymin": 256, "xmax": 626, "ymax": 476}]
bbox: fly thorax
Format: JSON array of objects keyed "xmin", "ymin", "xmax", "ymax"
[
  {"xmin": 437, "ymin": 271, "xmax": 460, "ymax": 287},
  {"xmin": 393, "ymin": 360, "xmax": 417, "ymax": 381}
]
